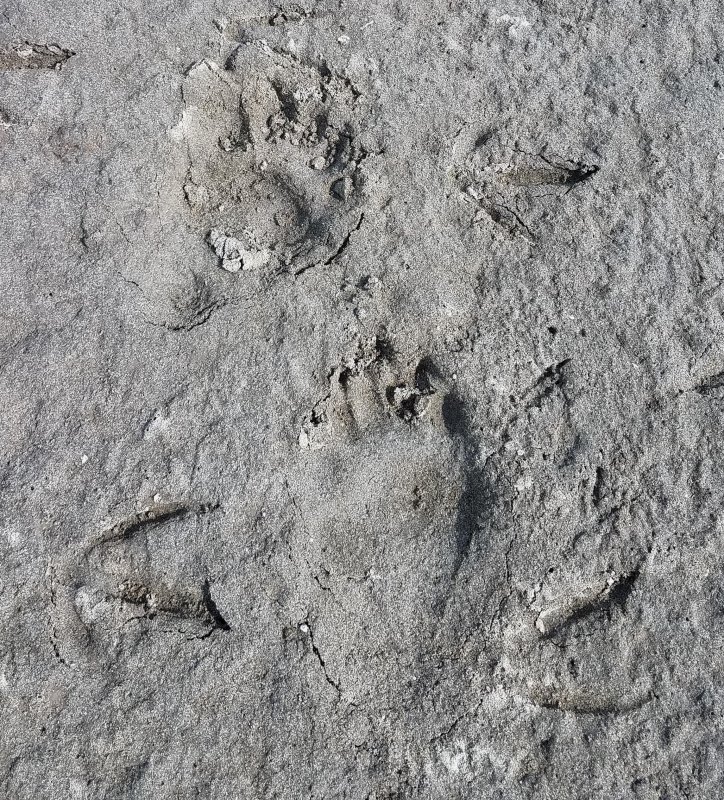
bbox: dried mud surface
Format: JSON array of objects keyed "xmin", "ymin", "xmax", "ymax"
[{"xmin": 2, "ymin": 1, "xmax": 724, "ymax": 798}]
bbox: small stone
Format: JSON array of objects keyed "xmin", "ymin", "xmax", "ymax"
[{"xmin": 207, "ymin": 229, "xmax": 270, "ymax": 272}]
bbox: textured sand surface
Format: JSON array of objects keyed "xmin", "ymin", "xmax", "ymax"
[{"xmin": 2, "ymin": 1, "xmax": 724, "ymax": 797}]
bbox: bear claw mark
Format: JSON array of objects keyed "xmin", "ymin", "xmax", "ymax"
[
  {"xmin": 116, "ymin": 578, "xmax": 230, "ymax": 635},
  {"xmin": 694, "ymin": 370, "xmax": 724, "ymax": 398},
  {"xmin": 499, "ymin": 157, "xmax": 598, "ymax": 190},
  {"xmin": 458, "ymin": 134, "xmax": 599, "ymax": 238},
  {"xmin": 534, "ymin": 568, "xmax": 640, "ymax": 637},
  {"xmin": 529, "ymin": 684, "xmax": 653, "ymax": 714},
  {"xmin": 47, "ymin": 499, "xmax": 221, "ymax": 666},
  {"xmin": 90, "ymin": 501, "xmax": 217, "ymax": 552},
  {"xmin": 0, "ymin": 42, "xmax": 75, "ymax": 70}
]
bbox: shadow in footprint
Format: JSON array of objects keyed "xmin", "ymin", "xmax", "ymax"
[{"xmin": 440, "ymin": 388, "xmax": 498, "ymax": 599}]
